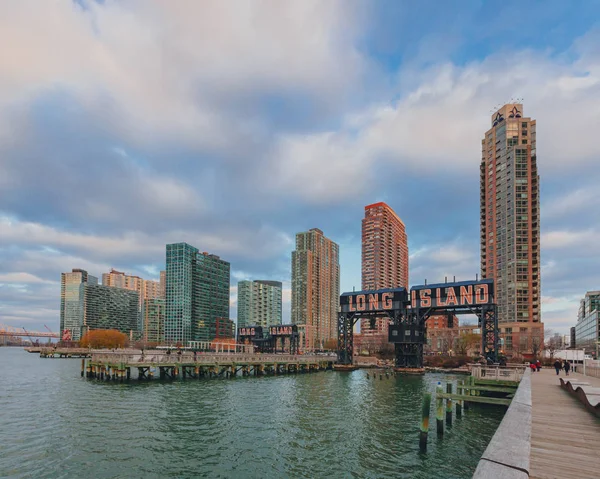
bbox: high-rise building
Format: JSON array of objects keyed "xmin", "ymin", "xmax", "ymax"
[
  {"xmin": 575, "ymin": 291, "xmax": 600, "ymax": 356},
  {"xmin": 237, "ymin": 280, "xmax": 282, "ymax": 329},
  {"xmin": 60, "ymin": 269, "xmax": 98, "ymax": 341},
  {"xmin": 142, "ymin": 298, "xmax": 165, "ymax": 344},
  {"xmin": 102, "ymin": 268, "xmax": 161, "ymax": 306},
  {"xmin": 194, "ymin": 252, "xmax": 230, "ymax": 342},
  {"xmin": 82, "ymin": 284, "xmax": 139, "ymax": 336},
  {"xmin": 480, "ymin": 103, "xmax": 541, "ymax": 355},
  {"xmin": 159, "ymin": 270, "xmax": 166, "ymax": 299},
  {"xmin": 291, "ymin": 228, "xmax": 340, "ymax": 350},
  {"xmin": 360, "ymin": 202, "xmax": 408, "ymax": 335},
  {"xmin": 165, "ymin": 243, "xmax": 230, "ymax": 345}
]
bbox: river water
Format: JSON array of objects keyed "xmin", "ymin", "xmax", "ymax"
[{"xmin": 0, "ymin": 348, "xmax": 503, "ymax": 478}]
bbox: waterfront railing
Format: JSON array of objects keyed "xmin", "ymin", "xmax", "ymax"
[
  {"xmin": 470, "ymin": 364, "xmax": 526, "ymax": 382},
  {"xmin": 90, "ymin": 351, "xmax": 326, "ymax": 365}
]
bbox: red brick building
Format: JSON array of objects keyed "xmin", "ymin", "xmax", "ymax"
[{"xmin": 215, "ymin": 317, "xmax": 235, "ymax": 339}]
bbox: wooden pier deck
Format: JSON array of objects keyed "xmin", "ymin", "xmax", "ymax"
[
  {"xmin": 84, "ymin": 350, "xmax": 335, "ymax": 381},
  {"xmin": 530, "ymin": 369, "xmax": 600, "ymax": 479}
]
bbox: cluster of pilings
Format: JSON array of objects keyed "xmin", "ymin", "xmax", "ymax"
[
  {"xmin": 365, "ymin": 370, "xmax": 396, "ymax": 380},
  {"xmin": 82, "ymin": 358, "xmax": 332, "ymax": 382},
  {"xmin": 419, "ymin": 376, "xmax": 517, "ymax": 452}
]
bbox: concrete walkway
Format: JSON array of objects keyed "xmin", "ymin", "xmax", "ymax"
[{"xmin": 530, "ymin": 369, "xmax": 600, "ymax": 478}]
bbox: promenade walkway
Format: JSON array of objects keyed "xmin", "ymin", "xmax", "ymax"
[{"xmin": 530, "ymin": 369, "xmax": 600, "ymax": 479}]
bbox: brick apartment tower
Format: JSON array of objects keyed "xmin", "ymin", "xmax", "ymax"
[
  {"xmin": 291, "ymin": 228, "xmax": 340, "ymax": 351},
  {"xmin": 360, "ymin": 202, "xmax": 408, "ymax": 334},
  {"xmin": 481, "ymin": 104, "xmax": 542, "ymax": 356}
]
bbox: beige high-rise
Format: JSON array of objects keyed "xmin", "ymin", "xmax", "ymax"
[
  {"xmin": 480, "ymin": 104, "xmax": 542, "ymax": 355},
  {"xmin": 291, "ymin": 228, "xmax": 340, "ymax": 351},
  {"xmin": 360, "ymin": 202, "xmax": 408, "ymax": 335},
  {"xmin": 102, "ymin": 268, "xmax": 161, "ymax": 307}
]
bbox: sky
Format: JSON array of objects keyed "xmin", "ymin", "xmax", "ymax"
[{"xmin": 1, "ymin": 0, "xmax": 599, "ymax": 336}]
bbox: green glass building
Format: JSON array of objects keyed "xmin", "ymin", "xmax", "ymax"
[{"xmin": 165, "ymin": 243, "xmax": 230, "ymax": 344}]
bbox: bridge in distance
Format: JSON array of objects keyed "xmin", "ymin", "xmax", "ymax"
[{"xmin": 0, "ymin": 324, "xmax": 59, "ymax": 338}]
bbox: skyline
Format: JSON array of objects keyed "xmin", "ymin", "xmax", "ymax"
[{"xmin": 2, "ymin": 1, "xmax": 600, "ymax": 336}]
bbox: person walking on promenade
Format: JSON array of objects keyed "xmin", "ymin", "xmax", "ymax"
[
  {"xmin": 554, "ymin": 359, "xmax": 562, "ymax": 375},
  {"xmin": 530, "ymin": 362, "xmax": 537, "ymax": 373},
  {"xmin": 536, "ymin": 359, "xmax": 541, "ymax": 372},
  {"xmin": 564, "ymin": 360, "xmax": 571, "ymax": 376}
]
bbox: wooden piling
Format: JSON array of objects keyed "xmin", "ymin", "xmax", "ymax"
[
  {"xmin": 436, "ymin": 382, "xmax": 444, "ymax": 435},
  {"xmin": 446, "ymin": 383, "xmax": 453, "ymax": 425},
  {"xmin": 456, "ymin": 380, "xmax": 463, "ymax": 417},
  {"xmin": 419, "ymin": 392, "xmax": 432, "ymax": 452},
  {"xmin": 81, "ymin": 359, "xmax": 85, "ymax": 377}
]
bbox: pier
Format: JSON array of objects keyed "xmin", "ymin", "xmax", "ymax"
[
  {"xmin": 84, "ymin": 350, "xmax": 334, "ymax": 381},
  {"xmin": 26, "ymin": 347, "xmax": 91, "ymax": 358}
]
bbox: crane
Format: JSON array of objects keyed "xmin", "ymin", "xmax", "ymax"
[
  {"xmin": 44, "ymin": 325, "xmax": 55, "ymax": 345},
  {"xmin": 22, "ymin": 327, "xmax": 39, "ymax": 347}
]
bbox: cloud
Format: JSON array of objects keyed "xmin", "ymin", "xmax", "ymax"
[
  {"xmin": 267, "ymin": 35, "xmax": 600, "ymax": 202},
  {"xmin": 0, "ymin": 272, "xmax": 56, "ymax": 285},
  {"xmin": 0, "ymin": 2, "xmax": 598, "ymax": 337},
  {"xmin": 0, "ymin": 0, "xmax": 366, "ymax": 151}
]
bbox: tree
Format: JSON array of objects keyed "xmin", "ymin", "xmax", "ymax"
[
  {"xmin": 456, "ymin": 333, "xmax": 481, "ymax": 356},
  {"xmin": 324, "ymin": 339, "xmax": 338, "ymax": 351},
  {"xmin": 80, "ymin": 329, "xmax": 128, "ymax": 349},
  {"xmin": 544, "ymin": 328, "xmax": 560, "ymax": 359}
]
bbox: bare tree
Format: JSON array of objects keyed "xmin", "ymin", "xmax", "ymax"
[{"xmin": 544, "ymin": 328, "xmax": 561, "ymax": 359}]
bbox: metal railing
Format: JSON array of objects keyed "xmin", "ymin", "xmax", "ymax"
[
  {"xmin": 573, "ymin": 365, "xmax": 600, "ymax": 379},
  {"xmin": 471, "ymin": 364, "xmax": 526, "ymax": 381},
  {"xmin": 90, "ymin": 351, "xmax": 328, "ymax": 366}
]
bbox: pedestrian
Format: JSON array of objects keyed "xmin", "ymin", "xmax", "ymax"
[
  {"xmin": 553, "ymin": 359, "xmax": 562, "ymax": 375},
  {"xmin": 564, "ymin": 360, "xmax": 570, "ymax": 376},
  {"xmin": 536, "ymin": 359, "xmax": 541, "ymax": 372}
]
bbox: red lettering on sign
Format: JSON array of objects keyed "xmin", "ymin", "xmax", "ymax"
[
  {"xmin": 357, "ymin": 294, "xmax": 366, "ymax": 311},
  {"xmin": 437, "ymin": 288, "xmax": 447, "ymax": 306},
  {"xmin": 382, "ymin": 292, "xmax": 393, "ymax": 309},
  {"xmin": 368, "ymin": 294, "xmax": 379, "ymax": 311},
  {"xmin": 420, "ymin": 289, "xmax": 431, "ymax": 308},
  {"xmin": 348, "ymin": 296, "xmax": 356, "ymax": 312},
  {"xmin": 446, "ymin": 287, "xmax": 458, "ymax": 306},
  {"xmin": 475, "ymin": 284, "xmax": 489, "ymax": 304},
  {"xmin": 460, "ymin": 285, "xmax": 473, "ymax": 305},
  {"xmin": 411, "ymin": 290, "xmax": 417, "ymax": 308}
]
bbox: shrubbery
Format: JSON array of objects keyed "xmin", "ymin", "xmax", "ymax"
[{"xmin": 80, "ymin": 329, "xmax": 128, "ymax": 349}]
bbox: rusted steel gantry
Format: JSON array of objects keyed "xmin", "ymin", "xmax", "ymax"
[{"xmin": 83, "ymin": 350, "xmax": 334, "ymax": 382}]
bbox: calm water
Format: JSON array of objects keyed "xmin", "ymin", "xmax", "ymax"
[{"xmin": 0, "ymin": 348, "xmax": 503, "ymax": 478}]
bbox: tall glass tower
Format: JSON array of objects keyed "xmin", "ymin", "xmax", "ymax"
[
  {"xmin": 165, "ymin": 243, "xmax": 230, "ymax": 344},
  {"xmin": 165, "ymin": 243, "xmax": 198, "ymax": 344}
]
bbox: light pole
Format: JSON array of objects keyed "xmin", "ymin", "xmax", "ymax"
[{"xmin": 583, "ymin": 348, "xmax": 586, "ymax": 376}]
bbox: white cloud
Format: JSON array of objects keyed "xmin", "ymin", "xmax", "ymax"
[
  {"xmin": 543, "ymin": 186, "xmax": 600, "ymax": 219},
  {"xmin": 0, "ymin": 272, "xmax": 56, "ymax": 285},
  {"xmin": 541, "ymin": 229, "xmax": 598, "ymax": 250},
  {"xmin": 0, "ymin": 217, "xmax": 293, "ymax": 264},
  {"xmin": 268, "ymin": 37, "xmax": 600, "ymax": 202},
  {"xmin": 0, "ymin": 0, "xmax": 365, "ymax": 149}
]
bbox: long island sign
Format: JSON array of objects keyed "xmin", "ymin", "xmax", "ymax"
[
  {"xmin": 411, "ymin": 279, "xmax": 494, "ymax": 309},
  {"xmin": 340, "ymin": 288, "xmax": 408, "ymax": 313}
]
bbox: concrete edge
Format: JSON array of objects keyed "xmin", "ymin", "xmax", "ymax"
[{"xmin": 472, "ymin": 368, "xmax": 532, "ymax": 478}]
